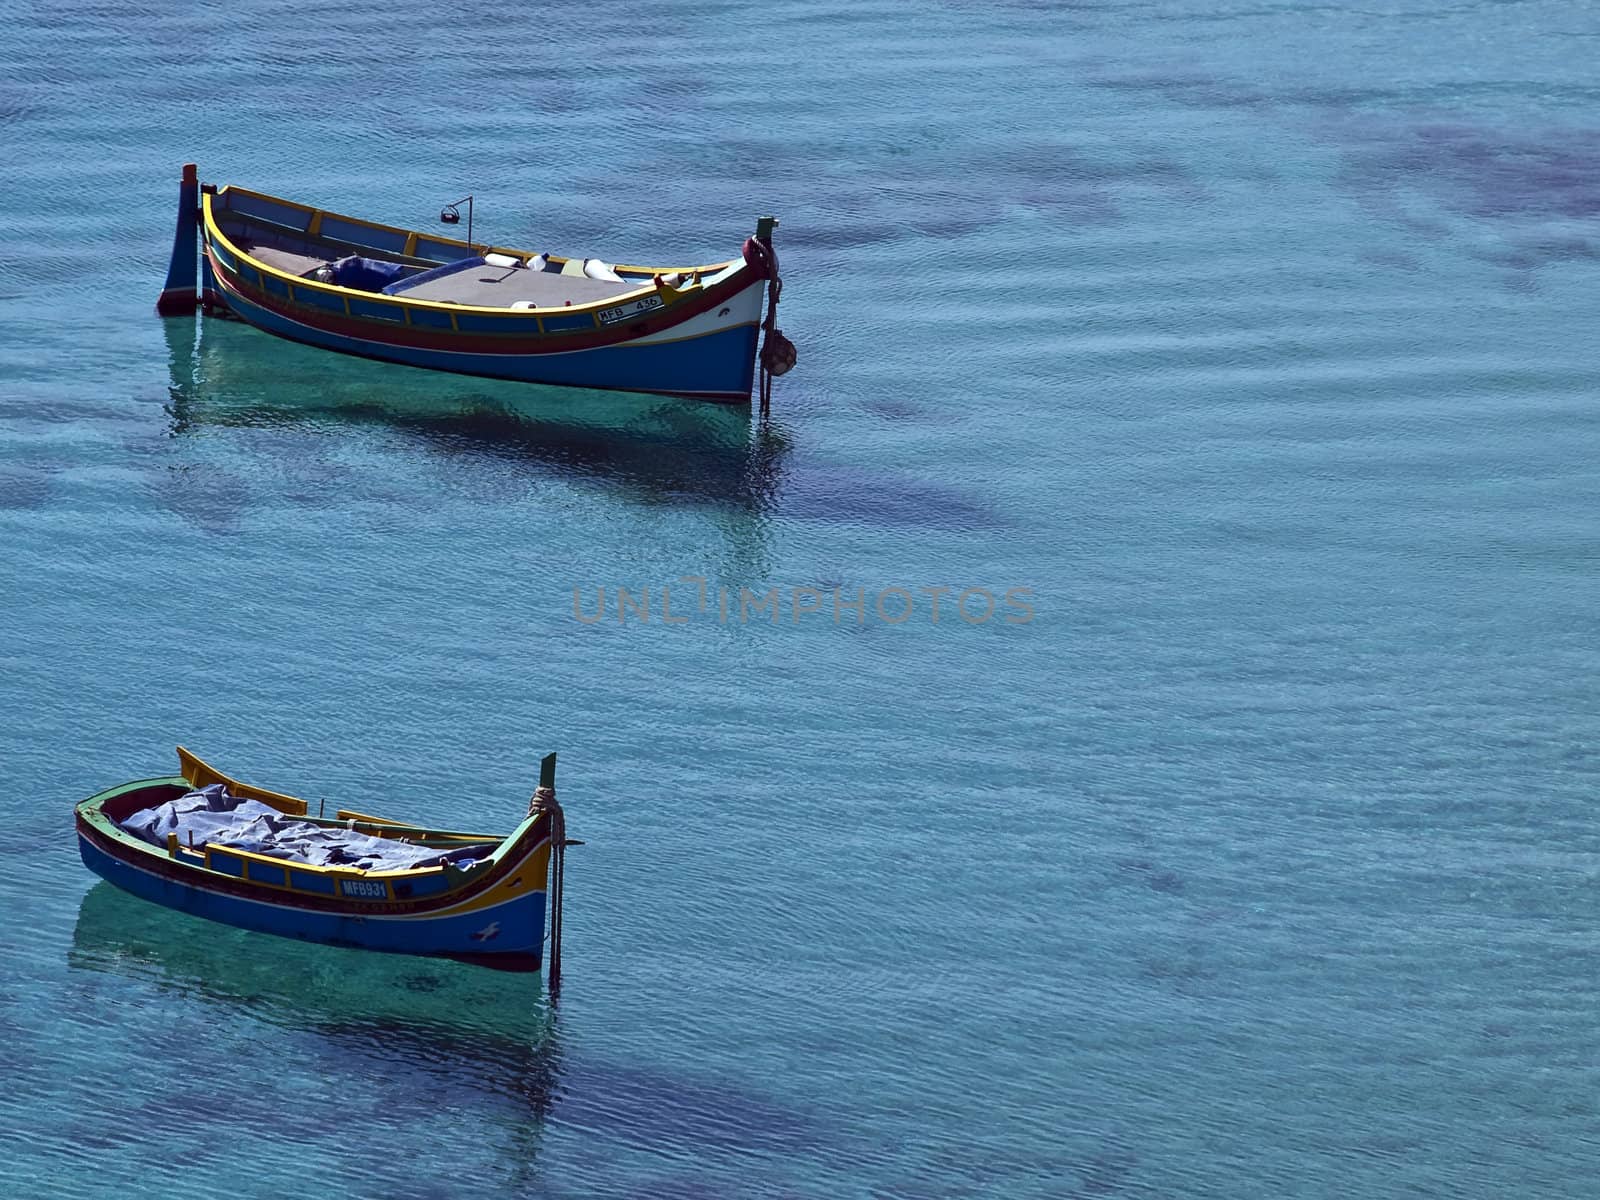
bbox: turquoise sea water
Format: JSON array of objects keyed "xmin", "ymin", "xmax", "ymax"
[{"xmin": 4, "ymin": 1, "xmax": 1600, "ymax": 1195}]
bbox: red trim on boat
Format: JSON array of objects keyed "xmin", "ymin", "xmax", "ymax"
[{"xmin": 205, "ymin": 244, "xmax": 760, "ymax": 356}]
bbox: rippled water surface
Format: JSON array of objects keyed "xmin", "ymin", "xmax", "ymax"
[{"xmin": 3, "ymin": 1, "xmax": 1600, "ymax": 1196}]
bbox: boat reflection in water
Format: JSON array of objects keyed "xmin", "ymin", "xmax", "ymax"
[
  {"xmin": 69, "ymin": 881, "xmax": 561, "ymax": 1130},
  {"xmin": 70, "ymin": 882, "xmax": 823, "ymax": 1169},
  {"xmin": 161, "ymin": 315, "xmax": 790, "ymax": 514}
]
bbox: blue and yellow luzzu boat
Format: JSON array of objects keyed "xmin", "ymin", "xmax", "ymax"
[
  {"xmin": 157, "ymin": 164, "xmax": 795, "ymax": 403},
  {"xmin": 75, "ymin": 747, "xmax": 573, "ymax": 976}
]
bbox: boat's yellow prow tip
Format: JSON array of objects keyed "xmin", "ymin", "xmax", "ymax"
[{"xmin": 174, "ymin": 745, "xmax": 309, "ymax": 816}]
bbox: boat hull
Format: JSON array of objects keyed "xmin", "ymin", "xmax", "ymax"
[
  {"xmin": 208, "ymin": 255, "xmax": 766, "ymax": 401},
  {"xmin": 77, "ymin": 829, "xmax": 545, "ymax": 969},
  {"xmin": 74, "ymin": 756, "xmax": 559, "ymax": 973}
]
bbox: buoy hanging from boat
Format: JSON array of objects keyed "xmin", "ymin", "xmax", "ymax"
[
  {"xmin": 746, "ymin": 216, "xmax": 796, "ymax": 417},
  {"xmin": 762, "ymin": 329, "xmax": 798, "ymax": 378}
]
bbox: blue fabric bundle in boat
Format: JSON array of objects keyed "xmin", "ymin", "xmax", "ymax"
[
  {"xmin": 121, "ymin": 784, "xmax": 276, "ymax": 851},
  {"xmin": 381, "ymin": 255, "xmax": 487, "ymax": 295},
  {"xmin": 328, "ymin": 255, "xmax": 410, "ymax": 292},
  {"xmin": 120, "ymin": 785, "xmax": 490, "ymax": 872}
]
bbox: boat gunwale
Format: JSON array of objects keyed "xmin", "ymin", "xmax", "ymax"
[
  {"xmin": 205, "ymin": 185, "xmax": 744, "ymax": 321},
  {"xmin": 219, "ymin": 182, "xmax": 721, "ymax": 277},
  {"xmin": 74, "ymin": 768, "xmax": 550, "ymax": 913}
]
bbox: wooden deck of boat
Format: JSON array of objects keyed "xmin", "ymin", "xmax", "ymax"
[
  {"xmin": 243, "ymin": 242, "xmax": 643, "ymax": 308},
  {"xmin": 247, "ymin": 245, "xmax": 328, "ymax": 277},
  {"xmin": 398, "ymin": 265, "xmax": 642, "ymax": 308}
]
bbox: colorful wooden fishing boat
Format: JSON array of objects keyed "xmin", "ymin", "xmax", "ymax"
[
  {"xmin": 156, "ymin": 164, "xmax": 796, "ymax": 404},
  {"xmin": 75, "ymin": 747, "xmax": 572, "ymax": 976}
]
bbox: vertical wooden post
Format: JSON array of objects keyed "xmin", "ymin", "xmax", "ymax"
[
  {"xmin": 753, "ymin": 216, "xmax": 782, "ymax": 418},
  {"xmin": 549, "ymin": 834, "xmax": 564, "ymax": 992},
  {"xmin": 532, "ymin": 752, "xmax": 565, "ymax": 994}
]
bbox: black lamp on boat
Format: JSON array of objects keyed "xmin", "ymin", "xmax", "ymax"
[{"xmin": 440, "ymin": 194, "xmax": 473, "ymax": 247}]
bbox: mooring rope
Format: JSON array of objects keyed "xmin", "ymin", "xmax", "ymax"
[
  {"xmin": 744, "ymin": 233, "xmax": 796, "ymax": 417},
  {"xmin": 528, "ymin": 784, "xmax": 565, "ymax": 991}
]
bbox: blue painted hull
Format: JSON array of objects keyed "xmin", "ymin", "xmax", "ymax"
[
  {"xmin": 78, "ymin": 832, "xmax": 545, "ymax": 962},
  {"xmin": 215, "ymin": 271, "xmax": 764, "ymax": 401}
]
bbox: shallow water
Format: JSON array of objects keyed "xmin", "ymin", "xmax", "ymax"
[{"xmin": 3, "ymin": 1, "xmax": 1599, "ymax": 1196}]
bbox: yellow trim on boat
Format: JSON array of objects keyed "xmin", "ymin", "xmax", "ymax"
[
  {"xmin": 180, "ymin": 817, "xmax": 549, "ymax": 913},
  {"xmin": 175, "ymin": 747, "xmax": 510, "ymax": 845},
  {"xmin": 334, "ymin": 808, "xmax": 407, "ymax": 826},
  {"xmin": 202, "ymin": 188, "xmax": 728, "ymax": 320},
  {"xmin": 413, "ymin": 838, "xmax": 553, "ymax": 918},
  {"xmin": 334, "ymin": 808, "xmax": 500, "ymax": 843},
  {"xmin": 178, "ymin": 746, "xmax": 310, "ymax": 817}
]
